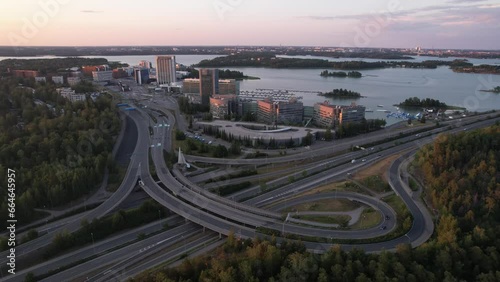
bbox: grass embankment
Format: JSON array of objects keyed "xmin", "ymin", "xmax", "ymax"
[
  {"xmin": 282, "ymin": 199, "xmax": 360, "ymax": 213},
  {"xmin": 349, "ymin": 208, "xmax": 382, "ymax": 229},
  {"xmin": 295, "ymin": 215, "xmax": 351, "ymax": 225}
]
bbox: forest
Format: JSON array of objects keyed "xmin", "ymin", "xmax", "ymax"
[
  {"xmin": 133, "ymin": 124, "xmax": 500, "ymax": 282},
  {"xmin": 0, "ymin": 77, "xmax": 121, "ymax": 229},
  {"xmin": 398, "ymin": 97, "xmax": 448, "ymax": 108},
  {"xmin": 183, "ymin": 68, "xmax": 258, "ymax": 80},
  {"xmin": 196, "ymin": 54, "xmax": 483, "ymax": 72},
  {"xmin": 319, "ymin": 89, "xmax": 362, "ymax": 99},
  {"xmin": 0, "ymin": 57, "xmax": 127, "ymax": 76},
  {"xmin": 320, "ymin": 71, "xmax": 362, "ymax": 78}
]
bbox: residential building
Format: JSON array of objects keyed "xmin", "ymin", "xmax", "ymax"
[
  {"xmin": 200, "ymin": 69, "xmax": 219, "ymax": 106},
  {"xmin": 210, "ymin": 95, "xmax": 238, "ymax": 119},
  {"xmin": 156, "ymin": 55, "xmax": 176, "ymax": 85},
  {"xmin": 67, "ymin": 77, "xmax": 81, "ymax": 86},
  {"xmin": 56, "ymin": 88, "xmax": 86, "ymax": 102},
  {"xmin": 82, "ymin": 65, "xmax": 109, "ymax": 76},
  {"xmin": 12, "ymin": 70, "xmax": 39, "ymax": 78},
  {"xmin": 112, "ymin": 69, "xmax": 128, "ymax": 79},
  {"xmin": 121, "ymin": 67, "xmax": 135, "ymax": 76},
  {"xmin": 92, "ymin": 71, "xmax": 113, "ymax": 82},
  {"xmin": 52, "ymin": 76, "xmax": 64, "ymax": 84},
  {"xmin": 35, "ymin": 76, "xmax": 46, "ymax": 83}
]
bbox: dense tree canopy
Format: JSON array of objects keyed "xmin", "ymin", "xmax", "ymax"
[
  {"xmin": 398, "ymin": 97, "xmax": 448, "ymax": 108},
  {"xmin": 0, "ymin": 78, "xmax": 120, "ymax": 228}
]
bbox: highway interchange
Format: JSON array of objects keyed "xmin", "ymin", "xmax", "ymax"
[{"xmin": 2, "ymin": 89, "xmax": 500, "ymax": 281}]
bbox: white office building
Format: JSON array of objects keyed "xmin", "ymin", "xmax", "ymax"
[
  {"xmin": 156, "ymin": 55, "xmax": 176, "ymax": 85},
  {"xmin": 92, "ymin": 71, "xmax": 113, "ymax": 82}
]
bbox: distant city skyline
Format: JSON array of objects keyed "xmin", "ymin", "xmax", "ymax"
[{"xmin": 1, "ymin": 0, "xmax": 499, "ymax": 50}]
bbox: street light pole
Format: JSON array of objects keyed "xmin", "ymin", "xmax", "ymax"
[
  {"xmin": 159, "ymin": 209, "xmax": 162, "ymax": 230},
  {"xmin": 91, "ymin": 232, "xmax": 95, "ymax": 254}
]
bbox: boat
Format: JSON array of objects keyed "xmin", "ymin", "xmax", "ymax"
[
  {"xmin": 377, "ymin": 105, "xmax": 384, "ymax": 107},
  {"xmin": 365, "ymin": 108, "xmax": 374, "ymax": 112}
]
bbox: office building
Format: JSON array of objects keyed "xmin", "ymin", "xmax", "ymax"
[
  {"xmin": 313, "ymin": 102, "xmax": 366, "ymax": 128},
  {"xmin": 210, "ymin": 95, "xmax": 238, "ymax": 119},
  {"xmin": 156, "ymin": 56, "xmax": 176, "ymax": 85},
  {"xmin": 134, "ymin": 68, "xmax": 150, "ymax": 85},
  {"xmin": 92, "ymin": 71, "xmax": 113, "ymax": 82},
  {"xmin": 182, "ymin": 78, "xmax": 238, "ymax": 95},
  {"xmin": 313, "ymin": 102, "xmax": 336, "ymax": 128},
  {"xmin": 199, "ymin": 69, "xmax": 219, "ymax": 106},
  {"xmin": 257, "ymin": 98, "xmax": 304, "ymax": 125},
  {"xmin": 139, "ymin": 60, "xmax": 152, "ymax": 69},
  {"xmin": 218, "ymin": 79, "xmax": 239, "ymax": 95},
  {"xmin": 183, "ymin": 79, "xmax": 200, "ymax": 94},
  {"xmin": 52, "ymin": 76, "xmax": 64, "ymax": 84},
  {"xmin": 340, "ymin": 103, "xmax": 366, "ymax": 124}
]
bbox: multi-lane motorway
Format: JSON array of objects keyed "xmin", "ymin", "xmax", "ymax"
[{"xmin": 3, "ymin": 88, "xmax": 499, "ymax": 282}]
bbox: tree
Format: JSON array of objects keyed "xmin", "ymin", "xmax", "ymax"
[
  {"xmin": 325, "ymin": 128, "xmax": 333, "ymax": 141},
  {"xmin": 230, "ymin": 142, "xmax": 241, "ymax": 156},
  {"xmin": 303, "ymin": 132, "xmax": 313, "ymax": 146},
  {"xmin": 111, "ymin": 210, "xmax": 126, "ymax": 231},
  {"xmin": 175, "ymin": 130, "xmax": 186, "ymax": 140}
]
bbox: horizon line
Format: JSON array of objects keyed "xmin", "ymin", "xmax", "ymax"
[{"xmin": 0, "ymin": 45, "xmax": 499, "ymax": 52}]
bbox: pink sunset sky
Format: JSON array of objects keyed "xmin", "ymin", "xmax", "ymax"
[{"xmin": 1, "ymin": 0, "xmax": 499, "ymax": 49}]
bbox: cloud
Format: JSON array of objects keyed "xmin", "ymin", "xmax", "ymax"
[
  {"xmin": 81, "ymin": 10, "xmax": 103, "ymax": 13},
  {"xmin": 302, "ymin": 3, "xmax": 500, "ymax": 29},
  {"xmin": 447, "ymin": 0, "xmax": 486, "ymax": 3}
]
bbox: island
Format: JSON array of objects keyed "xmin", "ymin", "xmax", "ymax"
[
  {"xmin": 396, "ymin": 97, "xmax": 464, "ymax": 109},
  {"xmin": 183, "ymin": 68, "xmax": 260, "ymax": 80},
  {"xmin": 320, "ymin": 70, "xmax": 362, "ymax": 78},
  {"xmin": 453, "ymin": 65, "xmax": 500, "ymax": 75},
  {"xmin": 195, "ymin": 53, "xmax": 492, "ymax": 73},
  {"xmin": 318, "ymin": 88, "xmax": 363, "ymax": 99},
  {"xmin": 481, "ymin": 86, "xmax": 500, "ymax": 93}
]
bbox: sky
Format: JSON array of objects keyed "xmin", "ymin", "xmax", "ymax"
[{"xmin": 0, "ymin": 0, "xmax": 499, "ymax": 49}]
